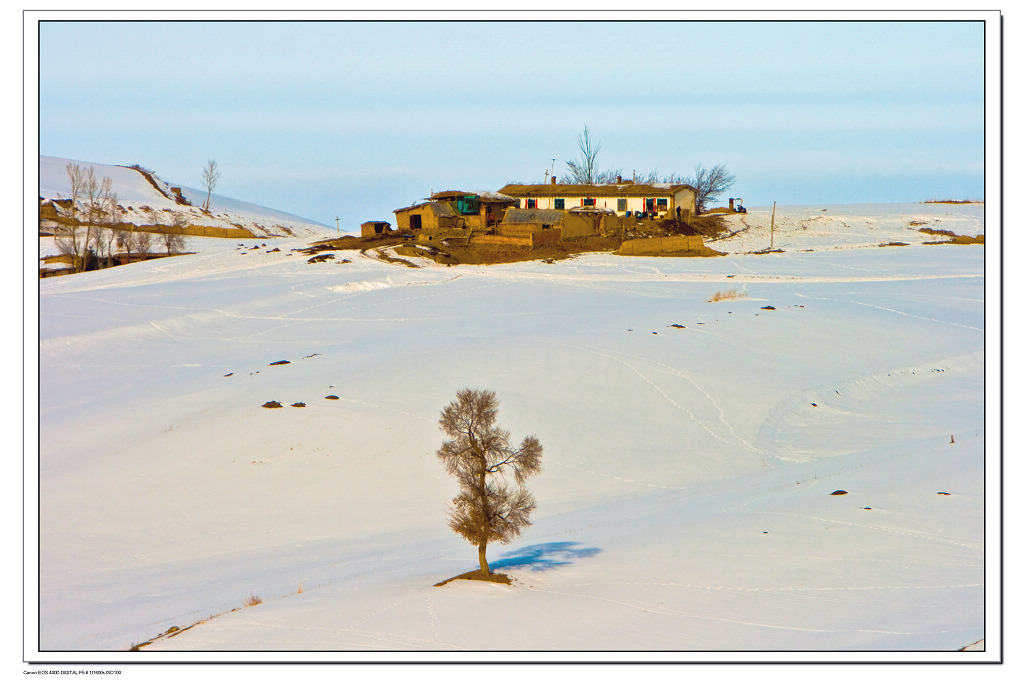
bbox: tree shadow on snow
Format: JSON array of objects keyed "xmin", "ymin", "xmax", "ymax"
[{"xmin": 490, "ymin": 542, "xmax": 601, "ymax": 571}]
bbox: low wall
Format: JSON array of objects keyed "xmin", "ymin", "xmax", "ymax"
[
  {"xmin": 616, "ymin": 235, "xmax": 712, "ymax": 256},
  {"xmin": 473, "ymin": 234, "xmax": 533, "ymax": 247},
  {"xmin": 475, "ymin": 227, "xmax": 562, "ymax": 247},
  {"xmin": 136, "ymin": 224, "xmax": 256, "ymax": 239}
]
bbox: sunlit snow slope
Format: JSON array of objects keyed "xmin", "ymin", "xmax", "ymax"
[
  {"xmin": 35, "ymin": 205, "xmax": 987, "ymax": 658},
  {"xmin": 39, "ymin": 155, "xmax": 334, "ymax": 238}
]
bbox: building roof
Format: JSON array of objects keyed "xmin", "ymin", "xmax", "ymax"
[
  {"xmin": 568, "ymin": 205, "xmax": 615, "ymax": 215},
  {"xmin": 501, "ymin": 207, "xmax": 566, "ymax": 225},
  {"xmin": 498, "ymin": 182, "xmax": 695, "ymax": 198},
  {"xmin": 393, "ymin": 201, "xmax": 460, "ymax": 217},
  {"xmin": 430, "ymin": 190, "xmax": 517, "ymax": 203}
]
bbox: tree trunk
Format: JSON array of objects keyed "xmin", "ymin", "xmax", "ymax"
[{"xmin": 478, "ymin": 542, "xmax": 490, "ymax": 576}]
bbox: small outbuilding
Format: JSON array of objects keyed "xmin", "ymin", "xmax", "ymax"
[
  {"xmin": 360, "ymin": 221, "xmax": 393, "ymax": 237},
  {"xmin": 393, "ymin": 190, "xmax": 517, "ymax": 235}
]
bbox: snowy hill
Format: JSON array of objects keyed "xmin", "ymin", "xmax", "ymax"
[
  {"xmin": 711, "ymin": 202, "xmax": 984, "ymax": 254},
  {"xmin": 32, "ymin": 202, "xmax": 991, "ymax": 661},
  {"xmin": 39, "ymin": 155, "xmax": 334, "ymax": 239}
]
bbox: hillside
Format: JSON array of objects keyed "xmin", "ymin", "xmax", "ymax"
[
  {"xmin": 39, "ymin": 155, "xmax": 334, "ymax": 239},
  {"xmin": 711, "ymin": 202, "xmax": 984, "ymax": 254},
  {"xmin": 33, "ymin": 203, "xmax": 991, "ymax": 659}
]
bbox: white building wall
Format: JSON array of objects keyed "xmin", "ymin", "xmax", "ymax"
[{"xmin": 520, "ymin": 189, "xmax": 692, "ymax": 216}]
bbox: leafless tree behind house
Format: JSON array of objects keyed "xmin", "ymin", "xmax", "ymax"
[
  {"xmin": 565, "ymin": 125, "xmax": 603, "ymax": 185},
  {"xmin": 685, "ymin": 163, "xmax": 737, "ymax": 214},
  {"xmin": 436, "ymin": 389, "xmax": 543, "ymax": 576}
]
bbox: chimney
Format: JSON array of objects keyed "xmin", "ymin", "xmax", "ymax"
[
  {"xmin": 617, "ymin": 175, "xmax": 622, "ymax": 184},
  {"xmin": 729, "ymin": 198, "xmax": 735, "ymax": 211},
  {"xmin": 550, "ymin": 175, "xmax": 556, "ymax": 185}
]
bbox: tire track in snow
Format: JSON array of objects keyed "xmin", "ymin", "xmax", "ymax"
[
  {"xmin": 794, "ymin": 292, "xmax": 983, "ymax": 332},
  {"xmin": 775, "ymin": 512, "xmax": 983, "ymax": 550},
  {"xmin": 552, "ymin": 579, "xmax": 982, "ymax": 594},
  {"xmin": 534, "ymin": 336, "xmax": 766, "ymax": 459},
  {"xmin": 521, "ymin": 583, "xmax": 979, "ymax": 636},
  {"xmin": 543, "ymin": 459, "xmax": 683, "ymax": 491}
]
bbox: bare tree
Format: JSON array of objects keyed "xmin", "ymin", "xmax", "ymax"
[
  {"xmin": 595, "ymin": 166, "xmax": 624, "ymax": 185},
  {"xmin": 55, "ymin": 163, "xmax": 86, "ymax": 268},
  {"xmin": 76, "ymin": 168, "xmax": 116, "ymax": 272},
  {"xmin": 96, "ymin": 189, "xmax": 119, "ymax": 268},
  {"xmin": 684, "ymin": 163, "xmax": 736, "ymax": 214},
  {"xmin": 134, "ymin": 229, "xmax": 153, "ymax": 256},
  {"xmin": 564, "ymin": 126, "xmax": 603, "ymax": 185},
  {"xmin": 436, "ymin": 389, "xmax": 543, "ymax": 577},
  {"xmin": 201, "ymin": 159, "xmax": 220, "ymax": 212},
  {"xmin": 114, "ymin": 223, "xmax": 136, "ymax": 262},
  {"xmin": 161, "ymin": 213, "xmax": 188, "ymax": 254}
]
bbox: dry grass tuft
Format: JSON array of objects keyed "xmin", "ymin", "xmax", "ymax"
[
  {"xmin": 708, "ymin": 289, "xmax": 746, "ymax": 303},
  {"xmin": 244, "ymin": 593, "xmax": 263, "ymax": 607}
]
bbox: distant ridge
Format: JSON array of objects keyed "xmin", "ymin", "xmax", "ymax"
[{"xmin": 39, "ymin": 155, "xmax": 333, "ymax": 239}]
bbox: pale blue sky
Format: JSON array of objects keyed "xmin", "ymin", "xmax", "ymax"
[{"xmin": 38, "ymin": 19, "xmax": 986, "ymax": 228}]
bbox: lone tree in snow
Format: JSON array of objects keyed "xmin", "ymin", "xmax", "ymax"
[
  {"xmin": 201, "ymin": 159, "xmax": 220, "ymax": 212},
  {"xmin": 436, "ymin": 389, "xmax": 543, "ymax": 577}
]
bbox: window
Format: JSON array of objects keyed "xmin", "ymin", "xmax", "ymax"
[
  {"xmin": 656, "ymin": 198, "xmax": 668, "ymax": 209},
  {"xmin": 583, "ymin": 197, "xmax": 596, "ymax": 206},
  {"xmin": 554, "ymin": 198, "xmax": 565, "ymax": 210},
  {"xmin": 526, "ymin": 198, "xmax": 537, "ymax": 209},
  {"xmin": 457, "ymin": 195, "xmax": 479, "ymax": 215},
  {"xmin": 617, "ymin": 198, "xmax": 627, "ymax": 212}
]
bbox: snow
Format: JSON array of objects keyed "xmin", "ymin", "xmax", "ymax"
[
  {"xmin": 711, "ymin": 202, "xmax": 984, "ymax": 254},
  {"xmin": 38, "ymin": 155, "xmax": 336, "ymax": 239},
  {"xmin": 31, "ymin": 201, "xmax": 993, "ymax": 664}
]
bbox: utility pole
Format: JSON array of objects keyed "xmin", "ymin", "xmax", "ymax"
[
  {"xmin": 770, "ymin": 202, "xmax": 776, "ymax": 250},
  {"xmin": 550, "ymin": 158, "xmax": 556, "ymax": 180},
  {"xmin": 335, "ymin": 216, "xmax": 340, "ymax": 233}
]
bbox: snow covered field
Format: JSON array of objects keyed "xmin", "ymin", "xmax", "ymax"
[{"xmin": 31, "ymin": 202, "xmax": 993, "ymax": 662}]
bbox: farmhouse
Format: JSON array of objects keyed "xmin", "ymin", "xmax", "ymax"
[
  {"xmin": 498, "ymin": 178, "xmax": 697, "ymax": 220},
  {"xmin": 389, "ymin": 180, "xmax": 706, "ymax": 253},
  {"xmin": 393, "ymin": 190, "xmax": 517, "ymax": 237}
]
